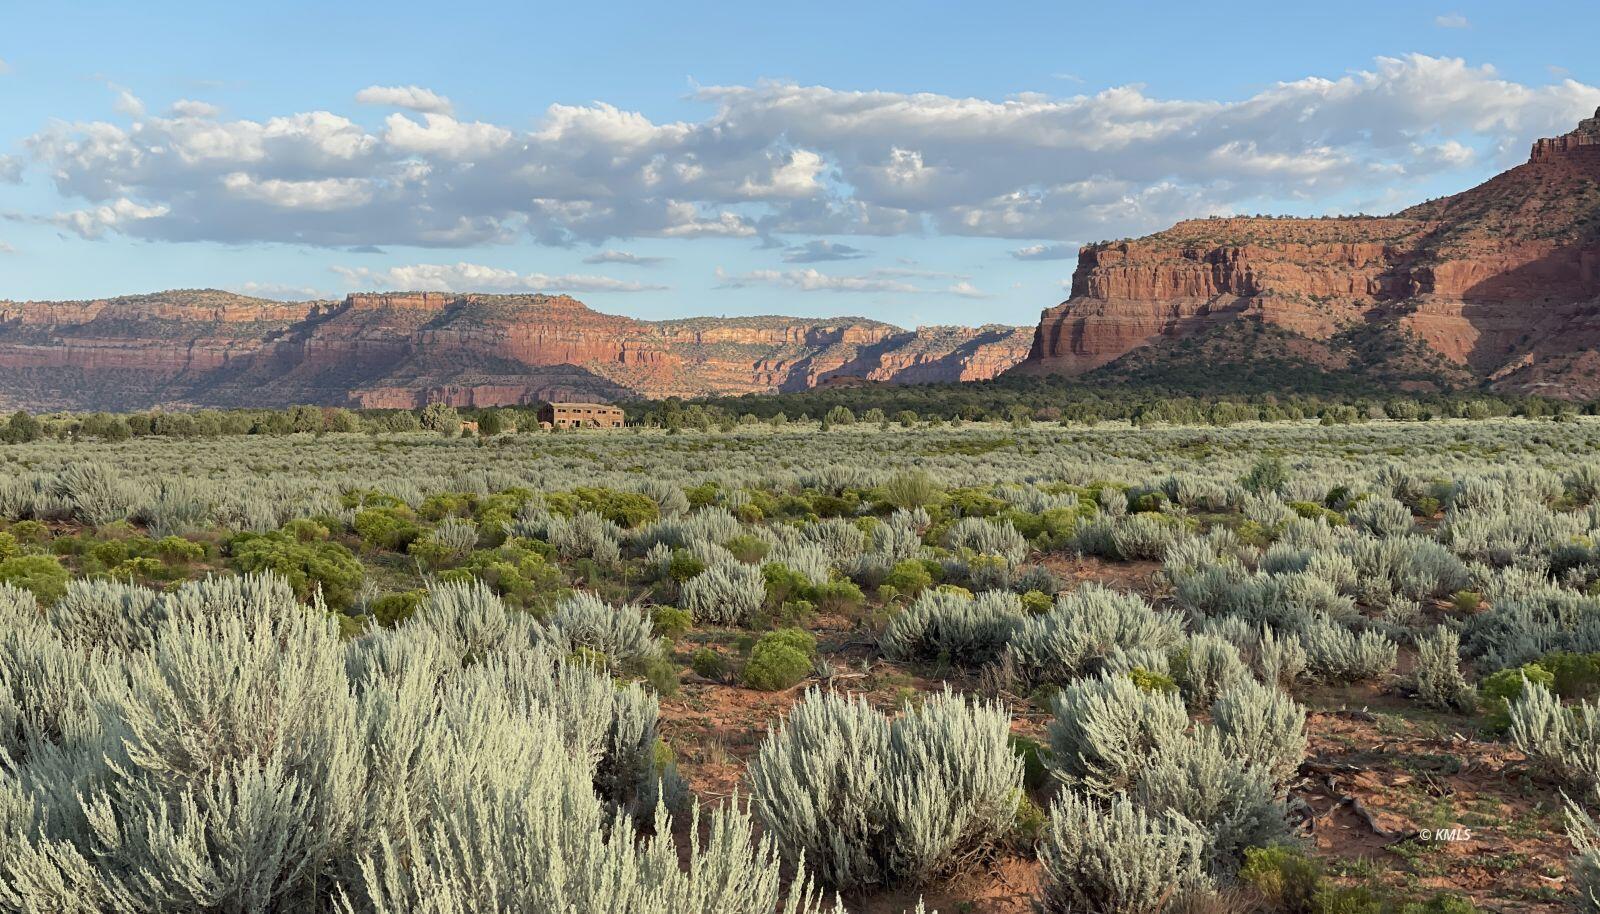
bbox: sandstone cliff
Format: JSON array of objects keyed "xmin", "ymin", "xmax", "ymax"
[
  {"xmin": 0, "ymin": 289, "xmax": 1032, "ymax": 410},
  {"xmin": 1016, "ymin": 108, "xmax": 1600, "ymax": 398}
]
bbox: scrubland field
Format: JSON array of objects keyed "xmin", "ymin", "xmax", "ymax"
[{"xmin": 5, "ymin": 417, "xmax": 1600, "ymax": 913}]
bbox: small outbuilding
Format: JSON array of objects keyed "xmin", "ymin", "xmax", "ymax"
[{"xmin": 539, "ymin": 401, "xmax": 625, "ymax": 429}]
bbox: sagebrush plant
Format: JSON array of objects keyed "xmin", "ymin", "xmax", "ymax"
[
  {"xmin": 1037, "ymin": 791, "xmax": 1209, "ymax": 914},
  {"xmin": 1413, "ymin": 625, "xmax": 1476, "ymax": 712},
  {"xmin": 1007, "ymin": 584, "xmax": 1183, "ymax": 686},
  {"xmin": 880, "ymin": 588, "xmax": 1023, "ymax": 667},
  {"xmin": 747, "ymin": 689, "xmax": 1020, "ymax": 890}
]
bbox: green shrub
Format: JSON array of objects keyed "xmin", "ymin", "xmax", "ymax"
[
  {"xmin": 884, "ymin": 558, "xmax": 934, "ymax": 595},
  {"xmin": 153, "ymin": 535, "xmax": 206, "ymax": 562},
  {"xmin": 0, "ymin": 553, "xmax": 70, "ymax": 602},
  {"xmin": 1542, "ymin": 651, "xmax": 1600, "ymax": 698},
  {"xmin": 743, "ymin": 628, "xmax": 817, "ymax": 691},
  {"xmin": 1240, "ymin": 845, "xmax": 1321, "ymax": 914},
  {"xmin": 443, "ymin": 537, "xmax": 564, "ymax": 615},
  {"xmin": 692, "ymin": 647, "xmax": 730, "ymax": 682},
  {"xmin": 1129, "ymin": 667, "xmax": 1179, "ymax": 694},
  {"xmin": 0, "ymin": 531, "xmax": 18, "ymax": 561},
  {"xmin": 369, "ymin": 590, "xmax": 424, "ymax": 627},
  {"xmin": 1480, "ymin": 663, "xmax": 1555, "ymax": 731},
  {"xmin": 353, "ymin": 507, "xmax": 425, "ymax": 551},
  {"xmin": 667, "ymin": 550, "xmax": 707, "ymax": 583},
  {"xmin": 229, "ymin": 530, "xmax": 364, "ymax": 610},
  {"xmin": 651, "ymin": 606, "xmax": 693, "ymax": 639}
]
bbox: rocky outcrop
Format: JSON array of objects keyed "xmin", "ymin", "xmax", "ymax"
[
  {"xmin": 1016, "ymin": 108, "xmax": 1600, "ymax": 398},
  {"xmin": 0, "ymin": 289, "xmax": 1032, "ymax": 410}
]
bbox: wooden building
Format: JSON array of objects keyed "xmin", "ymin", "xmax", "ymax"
[{"xmin": 538, "ymin": 402, "xmax": 625, "ymax": 429}]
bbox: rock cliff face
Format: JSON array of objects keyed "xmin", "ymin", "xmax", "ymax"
[
  {"xmin": 0, "ymin": 289, "xmax": 1032, "ymax": 410},
  {"xmin": 1016, "ymin": 108, "xmax": 1600, "ymax": 398}
]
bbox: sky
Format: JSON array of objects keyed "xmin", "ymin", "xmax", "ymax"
[{"xmin": 1, "ymin": 1, "xmax": 1597, "ymax": 327}]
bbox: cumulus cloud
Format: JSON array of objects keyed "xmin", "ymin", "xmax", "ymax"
[
  {"xmin": 170, "ymin": 99, "xmax": 222, "ymax": 118},
  {"xmin": 110, "ymin": 85, "xmax": 145, "ymax": 117},
  {"xmin": 782, "ymin": 239, "xmax": 869, "ymax": 262},
  {"xmin": 355, "ymin": 85, "xmax": 454, "ymax": 114},
  {"xmin": 582, "ymin": 249, "xmax": 666, "ymax": 266},
  {"xmin": 717, "ymin": 266, "xmax": 986, "ymax": 297},
  {"xmin": 1010, "ymin": 242, "xmax": 1077, "ymax": 260},
  {"xmin": 332, "ymin": 261, "xmax": 667, "ymax": 293},
  {"xmin": 230, "ymin": 281, "xmax": 328, "ymax": 300},
  {"xmin": 17, "ymin": 55, "xmax": 1600, "ymax": 250},
  {"xmin": 1435, "ymin": 13, "xmax": 1470, "ymax": 28}
]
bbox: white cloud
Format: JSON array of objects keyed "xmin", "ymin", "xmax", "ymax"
[
  {"xmin": 52, "ymin": 198, "xmax": 169, "ymax": 239},
  {"xmin": 1435, "ymin": 13, "xmax": 1470, "ymax": 28},
  {"xmin": 230, "ymin": 281, "xmax": 328, "ymax": 300},
  {"xmin": 222, "ymin": 173, "xmax": 375, "ymax": 210},
  {"xmin": 0, "ymin": 59, "xmax": 11, "ymax": 76},
  {"xmin": 782, "ymin": 239, "xmax": 869, "ymax": 262},
  {"xmin": 332, "ymin": 261, "xmax": 666, "ymax": 293},
  {"xmin": 170, "ymin": 99, "xmax": 222, "ymax": 118},
  {"xmin": 355, "ymin": 85, "xmax": 454, "ymax": 115},
  {"xmin": 382, "ymin": 113, "xmax": 510, "ymax": 158},
  {"xmin": 110, "ymin": 85, "xmax": 145, "ymax": 117},
  {"xmin": 18, "ymin": 55, "xmax": 1600, "ymax": 250},
  {"xmin": 582, "ymin": 249, "xmax": 666, "ymax": 266},
  {"xmin": 1010, "ymin": 242, "xmax": 1077, "ymax": 261},
  {"xmin": 0, "ymin": 241, "xmax": 14, "ymax": 254},
  {"xmin": 717, "ymin": 266, "xmax": 985, "ymax": 297}
]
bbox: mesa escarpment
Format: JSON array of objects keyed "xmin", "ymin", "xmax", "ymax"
[
  {"xmin": 0, "ymin": 289, "xmax": 1032, "ymax": 410},
  {"xmin": 1017, "ymin": 108, "xmax": 1600, "ymax": 397}
]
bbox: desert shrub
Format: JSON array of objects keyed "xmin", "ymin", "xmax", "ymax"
[
  {"xmin": 681, "ymin": 560, "xmax": 766, "ymax": 625},
  {"xmin": 743, "ymin": 628, "xmax": 816, "ymax": 691},
  {"xmin": 1566, "ymin": 799, "xmax": 1600, "ymax": 914},
  {"xmin": 943, "ymin": 516, "xmax": 1028, "ymax": 565},
  {"xmin": 1211, "ymin": 678, "xmax": 1308, "ymax": 787},
  {"xmin": 1038, "ymin": 792, "xmax": 1209, "ymax": 914},
  {"xmin": 353, "ymin": 506, "xmax": 426, "ymax": 551},
  {"xmin": 1299, "ymin": 621, "xmax": 1397, "ymax": 684},
  {"xmin": 1171, "ymin": 634, "xmax": 1251, "ymax": 709},
  {"xmin": 1240, "ymin": 845, "xmax": 1321, "ymax": 914},
  {"xmin": 1508, "ymin": 680, "xmax": 1600, "ymax": 790},
  {"xmin": 0, "ymin": 554, "xmax": 70, "ymax": 603},
  {"xmin": 1479, "ymin": 663, "xmax": 1556, "ymax": 731},
  {"xmin": 1413, "ymin": 626, "xmax": 1476, "ymax": 712},
  {"xmin": 748, "ymin": 689, "xmax": 1021, "ymax": 889},
  {"xmin": 1131, "ymin": 728, "xmax": 1294, "ymax": 872},
  {"xmin": 1109, "ymin": 513, "xmax": 1183, "ymax": 560},
  {"xmin": 883, "ymin": 470, "xmax": 943, "ymax": 509},
  {"xmin": 546, "ymin": 591, "xmax": 663, "ymax": 673},
  {"xmin": 441, "ymin": 537, "xmax": 564, "ymax": 614},
  {"xmin": 1347, "ymin": 496, "xmax": 1414, "ymax": 538},
  {"xmin": 883, "ymin": 558, "xmax": 935, "ymax": 595},
  {"xmin": 650, "ymin": 605, "xmax": 692, "ymax": 639},
  {"xmin": 52, "ymin": 461, "xmax": 138, "ymax": 526},
  {"xmin": 880, "ymin": 589, "xmax": 1023, "ymax": 667},
  {"xmin": 229, "ymin": 529, "xmax": 364, "ymax": 610},
  {"xmin": 691, "ymin": 647, "xmax": 730, "ymax": 682},
  {"xmin": 1007, "ymin": 584, "xmax": 1183, "ymax": 686},
  {"xmin": 1046, "ymin": 672, "xmax": 1189, "ymax": 796},
  {"xmin": 367, "ymin": 590, "xmax": 423, "ymax": 627}
]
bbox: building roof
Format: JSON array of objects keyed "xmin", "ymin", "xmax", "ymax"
[{"xmin": 546, "ymin": 402, "xmax": 621, "ymax": 410}]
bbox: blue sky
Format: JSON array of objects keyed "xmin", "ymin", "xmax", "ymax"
[{"xmin": 1, "ymin": 0, "xmax": 1596, "ymax": 326}]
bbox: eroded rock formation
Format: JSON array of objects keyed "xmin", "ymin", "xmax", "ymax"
[
  {"xmin": 1016, "ymin": 108, "xmax": 1600, "ymax": 398},
  {"xmin": 0, "ymin": 289, "xmax": 1033, "ymax": 410}
]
